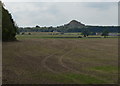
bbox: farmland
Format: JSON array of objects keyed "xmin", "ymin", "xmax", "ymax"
[{"xmin": 2, "ymin": 33, "xmax": 118, "ymax": 84}]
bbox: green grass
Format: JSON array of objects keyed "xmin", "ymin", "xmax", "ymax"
[
  {"xmin": 64, "ymin": 73, "xmax": 107, "ymax": 84},
  {"xmin": 90, "ymin": 66, "xmax": 118, "ymax": 73},
  {"xmin": 16, "ymin": 34, "xmax": 119, "ymax": 40},
  {"xmin": 31, "ymin": 73, "xmax": 107, "ymax": 84}
]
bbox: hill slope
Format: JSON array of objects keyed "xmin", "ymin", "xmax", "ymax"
[{"xmin": 64, "ymin": 20, "xmax": 85, "ymax": 28}]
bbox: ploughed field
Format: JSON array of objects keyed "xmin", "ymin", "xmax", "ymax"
[{"xmin": 3, "ymin": 35, "xmax": 118, "ymax": 84}]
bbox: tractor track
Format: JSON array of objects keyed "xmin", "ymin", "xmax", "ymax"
[{"xmin": 41, "ymin": 44, "xmax": 68, "ymax": 73}]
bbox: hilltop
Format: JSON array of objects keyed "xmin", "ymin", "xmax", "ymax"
[{"xmin": 64, "ymin": 20, "xmax": 85, "ymax": 28}]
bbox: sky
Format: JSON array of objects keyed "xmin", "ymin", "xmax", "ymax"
[{"xmin": 2, "ymin": 0, "xmax": 118, "ymax": 27}]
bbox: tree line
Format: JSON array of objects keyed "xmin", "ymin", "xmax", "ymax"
[{"xmin": 18, "ymin": 25, "xmax": 119, "ymax": 33}]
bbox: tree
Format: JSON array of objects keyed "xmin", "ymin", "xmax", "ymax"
[
  {"xmin": 2, "ymin": 3, "xmax": 17, "ymax": 41},
  {"xmin": 81, "ymin": 29, "xmax": 90, "ymax": 37},
  {"xmin": 21, "ymin": 32, "xmax": 25, "ymax": 35},
  {"xmin": 36, "ymin": 25, "xmax": 40, "ymax": 28},
  {"xmin": 101, "ymin": 30, "xmax": 109, "ymax": 38},
  {"xmin": 28, "ymin": 32, "xmax": 31, "ymax": 35}
]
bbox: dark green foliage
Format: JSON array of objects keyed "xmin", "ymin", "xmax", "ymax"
[
  {"xmin": 36, "ymin": 25, "xmax": 40, "ymax": 28},
  {"xmin": 60, "ymin": 32, "xmax": 64, "ymax": 35},
  {"xmin": 2, "ymin": 5, "xmax": 17, "ymax": 41},
  {"xmin": 18, "ymin": 25, "xmax": 119, "ymax": 33},
  {"xmin": 101, "ymin": 30, "xmax": 109, "ymax": 38},
  {"xmin": 90, "ymin": 32, "xmax": 96, "ymax": 35},
  {"xmin": 21, "ymin": 32, "xmax": 25, "ymax": 35},
  {"xmin": 0, "ymin": 2, "xmax": 2, "ymax": 41},
  {"xmin": 78, "ymin": 36, "xmax": 82, "ymax": 38},
  {"xmin": 81, "ymin": 29, "xmax": 90, "ymax": 37},
  {"xmin": 28, "ymin": 32, "xmax": 31, "ymax": 35},
  {"xmin": 16, "ymin": 29, "xmax": 20, "ymax": 35}
]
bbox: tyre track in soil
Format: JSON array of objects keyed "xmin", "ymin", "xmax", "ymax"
[
  {"xmin": 41, "ymin": 44, "xmax": 69, "ymax": 73},
  {"xmin": 41, "ymin": 40, "xmax": 80, "ymax": 74},
  {"xmin": 59, "ymin": 41, "xmax": 80, "ymax": 73},
  {"xmin": 13, "ymin": 40, "xmax": 80, "ymax": 83},
  {"xmin": 40, "ymin": 41, "xmax": 82, "ymax": 83},
  {"xmin": 57, "ymin": 42, "xmax": 84, "ymax": 83},
  {"xmin": 58, "ymin": 40, "xmax": 113, "ymax": 83},
  {"xmin": 59, "ymin": 40, "xmax": 102, "ymax": 73}
]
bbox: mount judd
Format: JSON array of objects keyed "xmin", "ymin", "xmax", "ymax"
[
  {"xmin": 19, "ymin": 20, "xmax": 119, "ymax": 33},
  {"xmin": 64, "ymin": 20, "xmax": 85, "ymax": 28}
]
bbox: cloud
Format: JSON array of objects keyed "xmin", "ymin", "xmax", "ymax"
[
  {"xmin": 4, "ymin": 2, "xmax": 118, "ymax": 27},
  {"xmin": 2, "ymin": 0, "xmax": 119, "ymax": 2}
]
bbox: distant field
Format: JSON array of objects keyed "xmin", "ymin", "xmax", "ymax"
[
  {"xmin": 3, "ymin": 34, "xmax": 118, "ymax": 84},
  {"xmin": 17, "ymin": 32, "xmax": 83, "ymax": 39},
  {"xmin": 17, "ymin": 32, "xmax": 119, "ymax": 39}
]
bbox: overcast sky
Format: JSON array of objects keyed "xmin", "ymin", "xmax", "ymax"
[{"xmin": 3, "ymin": 1, "xmax": 118, "ymax": 27}]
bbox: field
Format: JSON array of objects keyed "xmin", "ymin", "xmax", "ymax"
[
  {"xmin": 2, "ymin": 33, "xmax": 118, "ymax": 84},
  {"xmin": 17, "ymin": 32, "xmax": 119, "ymax": 39}
]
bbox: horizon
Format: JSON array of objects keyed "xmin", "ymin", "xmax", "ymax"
[
  {"xmin": 20, "ymin": 19, "xmax": 119, "ymax": 28},
  {"xmin": 3, "ymin": 2, "xmax": 118, "ymax": 27}
]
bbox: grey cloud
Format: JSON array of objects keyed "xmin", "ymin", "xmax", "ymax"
[
  {"xmin": 4, "ymin": 2, "xmax": 118, "ymax": 27},
  {"xmin": 83, "ymin": 2, "xmax": 117, "ymax": 10}
]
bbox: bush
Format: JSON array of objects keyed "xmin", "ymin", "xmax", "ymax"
[
  {"xmin": 28, "ymin": 33, "xmax": 31, "ymax": 35},
  {"xmin": 101, "ymin": 30, "xmax": 109, "ymax": 38},
  {"xmin": 78, "ymin": 36, "xmax": 82, "ymax": 38},
  {"xmin": 21, "ymin": 32, "xmax": 25, "ymax": 35}
]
